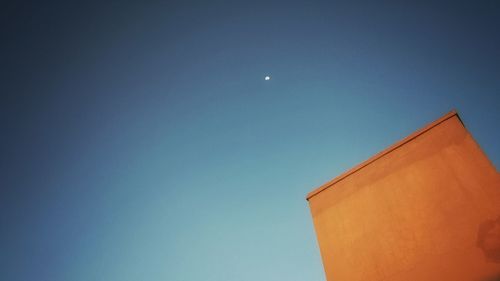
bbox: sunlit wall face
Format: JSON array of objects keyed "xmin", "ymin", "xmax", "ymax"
[
  {"xmin": 1, "ymin": 1, "xmax": 500, "ymax": 281},
  {"xmin": 308, "ymin": 113, "xmax": 500, "ymax": 281}
]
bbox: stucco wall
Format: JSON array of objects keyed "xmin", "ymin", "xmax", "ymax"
[{"xmin": 308, "ymin": 113, "xmax": 500, "ymax": 281}]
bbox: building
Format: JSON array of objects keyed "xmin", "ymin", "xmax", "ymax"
[{"xmin": 307, "ymin": 110, "xmax": 500, "ymax": 281}]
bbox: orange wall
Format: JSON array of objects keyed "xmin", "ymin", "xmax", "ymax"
[{"xmin": 307, "ymin": 112, "xmax": 500, "ymax": 281}]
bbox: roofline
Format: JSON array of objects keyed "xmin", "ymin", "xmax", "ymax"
[{"xmin": 306, "ymin": 109, "xmax": 463, "ymax": 201}]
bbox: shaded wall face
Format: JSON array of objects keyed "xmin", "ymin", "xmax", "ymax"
[{"xmin": 308, "ymin": 116, "xmax": 500, "ymax": 281}]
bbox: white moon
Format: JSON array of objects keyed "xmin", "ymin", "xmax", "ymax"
[{"xmin": 265, "ymin": 76, "xmax": 271, "ymax": 81}]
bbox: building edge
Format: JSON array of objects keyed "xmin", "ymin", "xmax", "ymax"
[{"xmin": 306, "ymin": 109, "xmax": 461, "ymax": 201}]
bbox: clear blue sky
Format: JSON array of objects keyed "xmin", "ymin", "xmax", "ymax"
[{"xmin": 1, "ymin": 1, "xmax": 500, "ymax": 280}]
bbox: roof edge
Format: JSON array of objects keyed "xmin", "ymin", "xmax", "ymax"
[{"xmin": 306, "ymin": 109, "xmax": 461, "ymax": 201}]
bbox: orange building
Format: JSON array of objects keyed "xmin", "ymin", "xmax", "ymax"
[{"xmin": 307, "ymin": 110, "xmax": 500, "ymax": 281}]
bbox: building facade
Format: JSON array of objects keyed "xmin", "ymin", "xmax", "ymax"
[{"xmin": 307, "ymin": 111, "xmax": 500, "ymax": 281}]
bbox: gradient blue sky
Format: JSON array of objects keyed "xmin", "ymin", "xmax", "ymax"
[{"xmin": 1, "ymin": 1, "xmax": 500, "ymax": 280}]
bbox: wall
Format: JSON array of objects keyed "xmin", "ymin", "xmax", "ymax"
[{"xmin": 307, "ymin": 113, "xmax": 500, "ymax": 281}]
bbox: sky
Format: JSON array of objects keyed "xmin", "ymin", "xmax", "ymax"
[{"xmin": 1, "ymin": 1, "xmax": 500, "ymax": 280}]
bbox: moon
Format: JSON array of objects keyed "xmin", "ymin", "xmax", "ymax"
[{"xmin": 265, "ymin": 76, "xmax": 271, "ymax": 81}]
